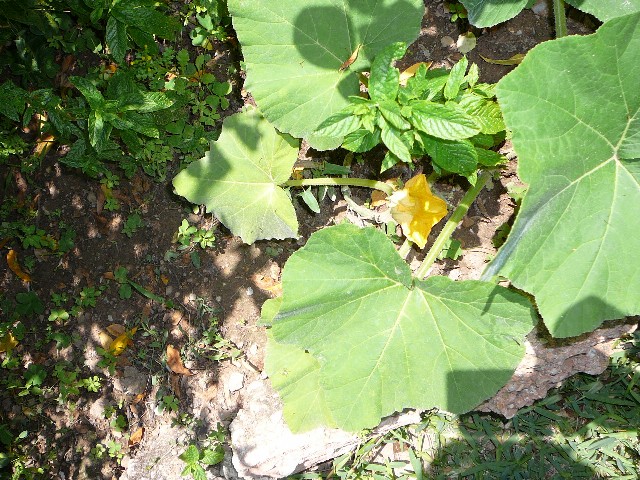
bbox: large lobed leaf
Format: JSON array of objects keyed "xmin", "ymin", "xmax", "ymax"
[
  {"xmin": 172, "ymin": 108, "xmax": 299, "ymax": 244},
  {"xmin": 227, "ymin": 0, "xmax": 424, "ymax": 150},
  {"xmin": 486, "ymin": 13, "xmax": 640, "ymax": 337},
  {"xmin": 268, "ymin": 224, "xmax": 536, "ymax": 432},
  {"xmin": 461, "ymin": 0, "xmax": 640, "ymax": 27}
]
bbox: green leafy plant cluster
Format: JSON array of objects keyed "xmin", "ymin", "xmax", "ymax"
[
  {"xmin": 315, "ymin": 43, "xmax": 505, "ymax": 176},
  {"xmin": 174, "ymin": 0, "xmax": 640, "ymax": 435}
]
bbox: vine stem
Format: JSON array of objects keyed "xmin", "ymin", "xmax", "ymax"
[
  {"xmin": 414, "ymin": 170, "xmax": 492, "ymax": 280},
  {"xmin": 284, "ymin": 177, "xmax": 395, "ymax": 196},
  {"xmin": 553, "ymin": 0, "xmax": 567, "ymax": 38}
]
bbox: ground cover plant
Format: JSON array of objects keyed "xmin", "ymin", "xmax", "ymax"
[{"xmin": 1, "ymin": 0, "xmax": 640, "ymax": 478}]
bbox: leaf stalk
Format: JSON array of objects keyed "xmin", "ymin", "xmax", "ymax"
[
  {"xmin": 415, "ymin": 170, "xmax": 492, "ymax": 279},
  {"xmin": 284, "ymin": 177, "xmax": 395, "ymax": 196},
  {"xmin": 553, "ymin": 0, "xmax": 567, "ymax": 38}
]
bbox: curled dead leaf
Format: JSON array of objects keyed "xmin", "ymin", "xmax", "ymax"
[
  {"xmin": 128, "ymin": 426, "xmax": 144, "ymax": 447},
  {"xmin": 7, "ymin": 249, "xmax": 31, "ymax": 282},
  {"xmin": 166, "ymin": 344, "xmax": 194, "ymax": 376},
  {"xmin": 106, "ymin": 324, "xmax": 126, "ymax": 337}
]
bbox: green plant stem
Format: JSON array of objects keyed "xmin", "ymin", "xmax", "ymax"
[
  {"xmin": 284, "ymin": 178, "xmax": 394, "ymax": 196},
  {"xmin": 398, "ymin": 239, "xmax": 411, "ymax": 259},
  {"xmin": 415, "ymin": 170, "xmax": 492, "ymax": 279},
  {"xmin": 553, "ymin": 0, "xmax": 567, "ymax": 38}
]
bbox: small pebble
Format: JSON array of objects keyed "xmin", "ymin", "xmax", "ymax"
[
  {"xmin": 246, "ymin": 287, "xmax": 254, "ymax": 296},
  {"xmin": 227, "ymin": 372, "xmax": 245, "ymax": 392}
]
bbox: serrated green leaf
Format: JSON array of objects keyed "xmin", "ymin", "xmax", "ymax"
[
  {"xmin": 380, "ymin": 117, "xmax": 412, "ymax": 163},
  {"xmin": 200, "ymin": 447, "xmax": 224, "ymax": 465},
  {"xmin": 314, "ymin": 111, "xmax": 362, "ymax": 138},
  {"xmin": 172, "ymin": 108, "xmax": 299, "ymax": 244},
  {"xmin": 0, "ymin": 81, "xmax": 28, "ymax": 122},
  {"xmin": 444, "ymin": 56, "xmax": 468, "ymax": 101},
  {"xmin": 228, "ymin": 0, "xmax": 423, "ymax": 148},
  {"xmin": 460, "ymin": 0, "xmax": 529, "ymax": 27},
  {"xmin": 342, "ymin": 128, "xmax": 381, "ymax": 152},
  {"xmin": 475, "ymin": 148, "xmax": 506, "ymax": 167},
  {"xmin": 270, "ymin": 224, "xmax": 536, "ymax": 432},
  {"xmin": 564, "ymin": 0, "xmax": 640, "ymax": 21},
  {"xmin": 419, "ymin": 135, "xmax": 478, "ymax": 176},
  {"xmin": 106, "ymin": 16, "xmax": 128, "ymax": 63},
  {"xmin": 369, "ymin": 42, "xmax": 407, "ymax": 102},
  {"xmin": 120, "ymin": 91, "xmax": 174, "ymax": 113},
  {"xmin": 378, "ymin": 101, "xmax": 410, "ymax": 130},
  {"xmin": 70, "ymin": 76, "xmax": 104, "ymax": 110},
  {"xmin": 458, "ymin": 93, "xmax": 505, "ymax": 134},
  {"xmin": 409, "ymin": 101, "xmax": 480, "ymax": 140},
  {"xmin": 111, "ymin": 2, "xmax": 180, "ymax": 39},
  {"xmin": 486, "ymin": 13, "xmax": 640, "ymax": 338},
  {"xmin": 179, "ymin": 445, "xmax": 200, "ymax": 465}
]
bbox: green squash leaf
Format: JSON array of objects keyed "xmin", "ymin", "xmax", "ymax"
[
  {"xmin": 486, "ymin": 14, "xmax": 640, "ymax": 338},
  {"xmin": 459, "ymin": 0, "xmax": 528, "ymax": 28},
  {"xmin": 564, "ymin": 0, "xmax": 640, "ymax": 21},
  {"xmin": 172, "ymin": 108, "xmax": 300, "ymax": 244},
  {"xmin": 270, "ymin": 224, "xmax": 536, "ymax": 432},
  {"xmin": 228, "ymin": 0, "xmax": 424, "ymax": 149},
  {"xmin": 265, "ymin": 335, "xmax": 336, "ymax": 432}
]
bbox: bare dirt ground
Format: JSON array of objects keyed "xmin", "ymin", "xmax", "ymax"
[{"xmin": 0, "ymin": 2, "xmax": 608, "ymax": 479}]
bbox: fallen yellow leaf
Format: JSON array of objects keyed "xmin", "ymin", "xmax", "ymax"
[
  {"xmin": 480, "ymin": 53, "xmax": 525, "ymax": 66},
  {"xmin": 0, "ymin": 332, "xmax": 18, "ymax": 353},
  {"xmin": 108, "ymin": 327, "xmax": 137, "ymax": 356},
  {"xmin": 166, "ymin": 344, "xmax": 194, "ymax": 376},
  {"xmin": 7, "ymin": 249, "xmax": 31, "ymax": 282},
  {"xmin": 399, "ymin": 62, "xmax": 432, "ymax": 85}
]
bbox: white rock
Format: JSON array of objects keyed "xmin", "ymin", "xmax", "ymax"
[{"xmin": 227, "ymin": 372, "xmax": 245, "ymax": 392}]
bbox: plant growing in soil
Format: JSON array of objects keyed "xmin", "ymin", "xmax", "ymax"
[{"xmin": 174, "ymin": 0, "xmax": 640, "ymax": 434}]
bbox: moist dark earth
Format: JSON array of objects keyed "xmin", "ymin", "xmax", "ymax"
[{"xmin": 0, "ymin": 2, "xmax": 602, "ymax": 479}]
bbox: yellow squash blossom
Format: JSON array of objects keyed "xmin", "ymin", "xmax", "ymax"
[{"xmin": 389, "ymin": 174, "xmax": 447, "ymax": 249}]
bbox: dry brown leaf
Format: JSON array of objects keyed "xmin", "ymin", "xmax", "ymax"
[
  {"xmin": 166, "ymin": 345, "xmax": 194, "ymax": 376},
  {"xmin": 106, "ymin": 324, "xmax": 126, "ymax": 337},
  {"xmin": 371, "ymin": 190, "xmax": 388, "ymax": 207},
  {"xmin": 128, "ymin": 427, "xmax": 144, "ymax": 447},
  {"xmin": 131, "ymin": 392, "xmax": 146, "ymax": 405},
  {"xmin": 7, "ymin": 249, "xmax": 31, "ymax": 282},
  {"xmin": 103, "ymin": 271, "xmax": 115, "ymax": 281},
  {"xmin": 254, "ymin": 274, "xmax": 283, "ymax": 296},
  {"xmin": 339, "ymin": 43, "xmax": 362, "ymax": 71}
]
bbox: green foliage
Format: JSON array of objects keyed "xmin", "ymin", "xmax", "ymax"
[
  {"xmin": 228, "ymin": 0, "xmax": 425, "ymax": 149},
  {"xmin": 485, "ymin": 13, "xmax": 640, "ymax": 337},
  {"xmin": 266, "ymin": 223, "xmax": 536, "ymax": 432},
  {"xmin": 122, "ymin": 212, "xmax": 144, "ymax": 237},
  {"xmin": 461, "ymin": 0, "xmax": 640, "ymax": 27},
  {"xmin": 176, "ymin": 219, "xmax": 216, "ymax": 249},
  {"xmin": 314, "ymin": 45, "xmax": 506, "ymax": 176},
  {"xmin": 179, "ymin": 437, "xmax": 225, "ymax": 480},
  {"xmin": 173, "ymin": 107, "xmax": 300, "ymax": 243}
]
